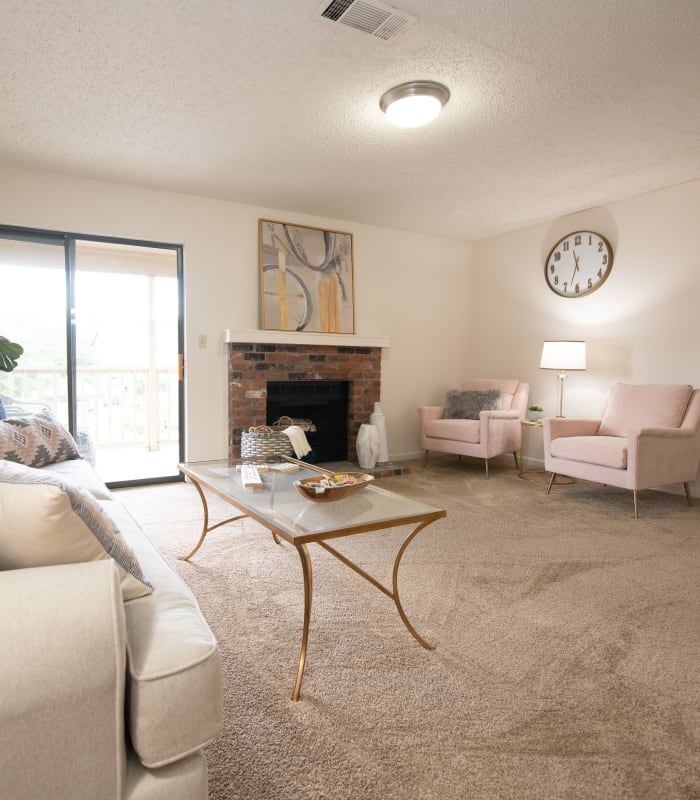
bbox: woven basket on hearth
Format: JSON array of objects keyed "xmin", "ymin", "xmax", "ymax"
[{"xmin": 240, "ymin": 425, "xmax": 294, "ymax": 459}]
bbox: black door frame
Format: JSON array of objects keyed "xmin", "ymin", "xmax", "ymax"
[{"xmin": 0, "ymin": 223, "xmax": 185, "ymax": 487}]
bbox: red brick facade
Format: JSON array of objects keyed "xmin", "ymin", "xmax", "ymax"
[{"xmin": 228, "ymin": 342, "xmax": 382, "ymax": 460}]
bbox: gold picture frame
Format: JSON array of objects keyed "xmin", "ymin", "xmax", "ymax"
[{"xmin": 259, "ymin": 219, "xmax": 355, "ymax": 334}]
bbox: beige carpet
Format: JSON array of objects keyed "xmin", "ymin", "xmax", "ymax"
[{"xmin": 116, "ymin": 456, "xmax": 700, "ymax": 800}]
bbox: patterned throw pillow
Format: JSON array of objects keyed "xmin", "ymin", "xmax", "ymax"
[
  {"xmin": 0, "ymin": 460, "xmax": 152, "ymax": 600},
  {"xmin": 443, "ymin": 389, "xmax": 501, "ymax": 419},
  {"xmin": 0, "ymin": 410, "xmax": 81, "ymax": 467}
]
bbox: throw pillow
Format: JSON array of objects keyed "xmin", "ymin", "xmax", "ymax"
[
  {"xmin": 0, "ymin": 460, "xmax": 152, "ymax": 600},
  {"xmin": 0, "ymin": 409, "xmax": 81, "ymax": 467},
  {"xmin": 443, "ymin": 389, "xmax": 501, "ymax": 419}
]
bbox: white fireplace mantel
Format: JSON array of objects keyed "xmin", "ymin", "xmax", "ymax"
[{"xmin": 223, "ymin": 329, "xmax": 391, "ymax": 348}]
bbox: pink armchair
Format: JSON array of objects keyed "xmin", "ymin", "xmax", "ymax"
[
  {"xmin": 417, "ymin": 378, "xmax": 529, "ymax": 478},
  {"xmin": 544, "ymin": 383, "xmax": 700, "ymax": 517}
]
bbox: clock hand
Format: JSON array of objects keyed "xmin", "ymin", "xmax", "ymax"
[{"xmin": 570, "ymin": 250, "xmax": 580, "ymax": 285}]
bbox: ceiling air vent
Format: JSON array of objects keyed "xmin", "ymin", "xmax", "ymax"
[{"xmin": 314, "ymin": 0, "xmax": 416, "ymax": 43}]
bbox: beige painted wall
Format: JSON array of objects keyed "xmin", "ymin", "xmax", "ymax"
[
  {"xmin": 470, "ymin": 178, "xmax": 700, "ymax": 491},
  {"xmin": 0, "ymin": 164, "xmax": 471, "ymax": 461}
]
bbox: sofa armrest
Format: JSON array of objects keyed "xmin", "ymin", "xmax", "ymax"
[
  {"xmin": 417, "ymin": 406, "xmax": 444, "ymax": 429},
  {"xmin": 544, "ymin": 417, "xmax": 602, "ymax": 448},
  {"xmin": 480, "ymin": 410, "xmax": 519, "ymax": 420},
  {"xmin": 627, "ymin": 426, "xmax": 700, "ymax": 487},
  {"xmin": 636, "ymin": 426, "xmax": 698, "ymax": 440},
  {"xmin": 0, "ymin": 561, "xmax": 127, "ymax": 800}
]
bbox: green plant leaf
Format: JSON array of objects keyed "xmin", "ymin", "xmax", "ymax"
[{"xmin": 0, "ymin": 336, "xmax": 24, "ymax": 372}]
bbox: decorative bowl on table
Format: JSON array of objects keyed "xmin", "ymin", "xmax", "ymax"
[{"xmin": 293, "ymin": 471, "xmax": 374, "ymax": 502}]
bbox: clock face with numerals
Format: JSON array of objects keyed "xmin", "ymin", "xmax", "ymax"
[{"xmin": 545, "ymin": 231, "xmax": 613, "ymax": 298}]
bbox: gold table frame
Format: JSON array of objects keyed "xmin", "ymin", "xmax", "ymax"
[{"xmin": 178, "ymin": 459, "xmax": 446, "ymax": 701}]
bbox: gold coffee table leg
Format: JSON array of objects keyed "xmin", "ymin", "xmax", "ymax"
[
  {"xmin": 180, "ymin": 476, "xmax": 247, "ymax": 561},
  {"xmin": 292, "ymin": 543, "xmax": 313, "ymax": 701},
  {"xmin": 392, "ymin": 521, "xmax": 433, "ymax": 650},
  {"xmin": 316, "ymin": 520, "xmax": 434, "ymax": 652}
]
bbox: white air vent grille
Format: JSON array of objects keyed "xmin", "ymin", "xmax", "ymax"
[{"xmin": 314, "ymin": 0, "xmax": 416, "ymax": 43}]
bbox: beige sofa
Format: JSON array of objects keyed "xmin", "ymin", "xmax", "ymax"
[{"xmin": 0, "ymin": 450, "xmax": 223, "ymax": 800}]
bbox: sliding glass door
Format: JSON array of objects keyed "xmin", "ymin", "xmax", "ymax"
[{"xmin": 0, "ymin": 227, "xmax": 183, "ymax": 486}]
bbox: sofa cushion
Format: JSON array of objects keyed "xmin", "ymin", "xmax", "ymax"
[
  {"xmin": 0, "ymin": 410, "xmax": 81, "ymax": 467},
  {"xmin": 443, "ymin": 389, "xmax": 501, "ymax": 420},
  {"xmin": 106, "ymin": 500, "xmax": 223, "ymax": 768},
  {"xmin": 0, "ymin": 460, "xmax": 151, "ymax": 600},
  {"xmin": 43, "ymin": 457, "xmax": 114, "ymax": 501},
  {"xmin": 426, "ymin": 418, "xmax": 481, "ymax": 443},
  {"xmin": 598, "ymin": 383, "xmax": 693, "ymax": 437},
  {"xmin": 550, "ymin": 435, "xmax": 628, "ymax": 469}
]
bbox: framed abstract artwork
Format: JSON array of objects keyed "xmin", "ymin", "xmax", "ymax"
[{"xmin": 259, "ymin": 219, "xmax": 355, "ymax": 334}]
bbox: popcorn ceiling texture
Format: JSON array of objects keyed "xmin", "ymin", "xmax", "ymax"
[{"xmin": 1, "ymin": 1, "xmax": 698, "ymax": 240}]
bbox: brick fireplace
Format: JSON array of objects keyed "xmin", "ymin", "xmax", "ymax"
[{"xmin": 228, "ymin": 338, "xmax": 383, "ymax": 462}]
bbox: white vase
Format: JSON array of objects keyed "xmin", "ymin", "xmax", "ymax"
[
  {"xmin": 369, "ymin": 402, "xmax": 389, "ymax": 464},
  {"xmin": 356, "ymin": 423, "xmax": 379, "ymax": 470}
]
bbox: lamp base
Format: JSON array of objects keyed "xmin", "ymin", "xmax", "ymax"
[{"xmin": 557, "ymin": 372, "xmax": 567, "ymax": 418}]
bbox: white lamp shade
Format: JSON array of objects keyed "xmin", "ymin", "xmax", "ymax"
[{"xmin": 540, "ymin": 341, "xmax": 586, "ymax": 370}]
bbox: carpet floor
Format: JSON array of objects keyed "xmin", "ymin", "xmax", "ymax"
[{"xmin": 116, "ymin": 456, "xmax": 700, "ymax": 800}]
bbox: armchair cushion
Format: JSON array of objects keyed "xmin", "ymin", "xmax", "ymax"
[
  {"xmin": 443, "ymin": 389, "xmax": 501, "ymax": 420},
  {"xmin": 598, "ymin": 383, "xmax": 693, "ymax": 436},
  {"xmin": 550, "ymin": 435, "xmax": 628, "ymax": 470},
  {"xmin": 426, "ymin": 418, "xmax": 480, "ymax": 443}
]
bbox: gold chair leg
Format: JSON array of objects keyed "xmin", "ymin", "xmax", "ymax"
[
  {"xmin": 513, "ymin": 450, "xmax": 519, "ymax": 471},
  {"xmin": 633, "ymin": 489, "xmax": 639, "ymax": 519},
  {"xmin": 423, "ymin": 449, "xmax": 430, "ymax": 467},
  {"xmin": 484, "ymin": 459, "xmax": 489, "ymax": 479},
  {"xmin": 547, "ymin": 472, "xmax": 557, "ymax": 494},
  {"xmin": 684, "ymin": 482, "xmax": 692, "ymax": 506}
]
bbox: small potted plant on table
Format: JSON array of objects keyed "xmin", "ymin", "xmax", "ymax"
[{"xmin": 527, "ymin": 405, "xmax": 544, "ymax": 421}]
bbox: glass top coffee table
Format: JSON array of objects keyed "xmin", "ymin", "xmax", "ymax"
[{"xmin": 178, "ymin": 458, "xmax": 446, "ymax": 700}]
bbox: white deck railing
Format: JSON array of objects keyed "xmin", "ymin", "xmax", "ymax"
[{"xmin": 1, "ymin": 367, "xmax": 179, "ymax": 451}]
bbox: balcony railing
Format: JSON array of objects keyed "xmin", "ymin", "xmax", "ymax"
[{"xmin": 1, "ymin": 367, "xmax": 179, "ymax": 451}]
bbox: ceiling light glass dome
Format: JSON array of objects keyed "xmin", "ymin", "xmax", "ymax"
[{"xmin": 380, "ymin": 80, "xmax": 451, "ymax": 128}]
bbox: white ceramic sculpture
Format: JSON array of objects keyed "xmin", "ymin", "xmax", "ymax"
[
  {"xmin": 356, "ymin": 423, "xmax": 379, "ymax": 470},
  {"xmin": 369, "ymin": 402, "xmax": 389, "ymax": 464}
]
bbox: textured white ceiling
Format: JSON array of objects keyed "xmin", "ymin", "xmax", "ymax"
[{"xmin": 1, "ymin": 0, "xmax": 699, "ymax": 241}]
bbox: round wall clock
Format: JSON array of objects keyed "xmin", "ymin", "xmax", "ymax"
[{"xmin": 544, "ymin": 231, "xmax": 613, "ymax": 298}]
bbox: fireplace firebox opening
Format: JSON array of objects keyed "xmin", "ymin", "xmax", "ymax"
[{"xmin": 266, "ymin": 380, "xmax": 349, "ymax": 462}]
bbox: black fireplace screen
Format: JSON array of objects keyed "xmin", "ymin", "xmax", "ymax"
[{"xmin": 266, "ymin": 380, "xmax": 349, "ymax": 462}]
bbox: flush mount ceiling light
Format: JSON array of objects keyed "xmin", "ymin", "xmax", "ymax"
[{"xmin": 379, "ymin": 80, "xmax": 450, "ymax": 128}]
